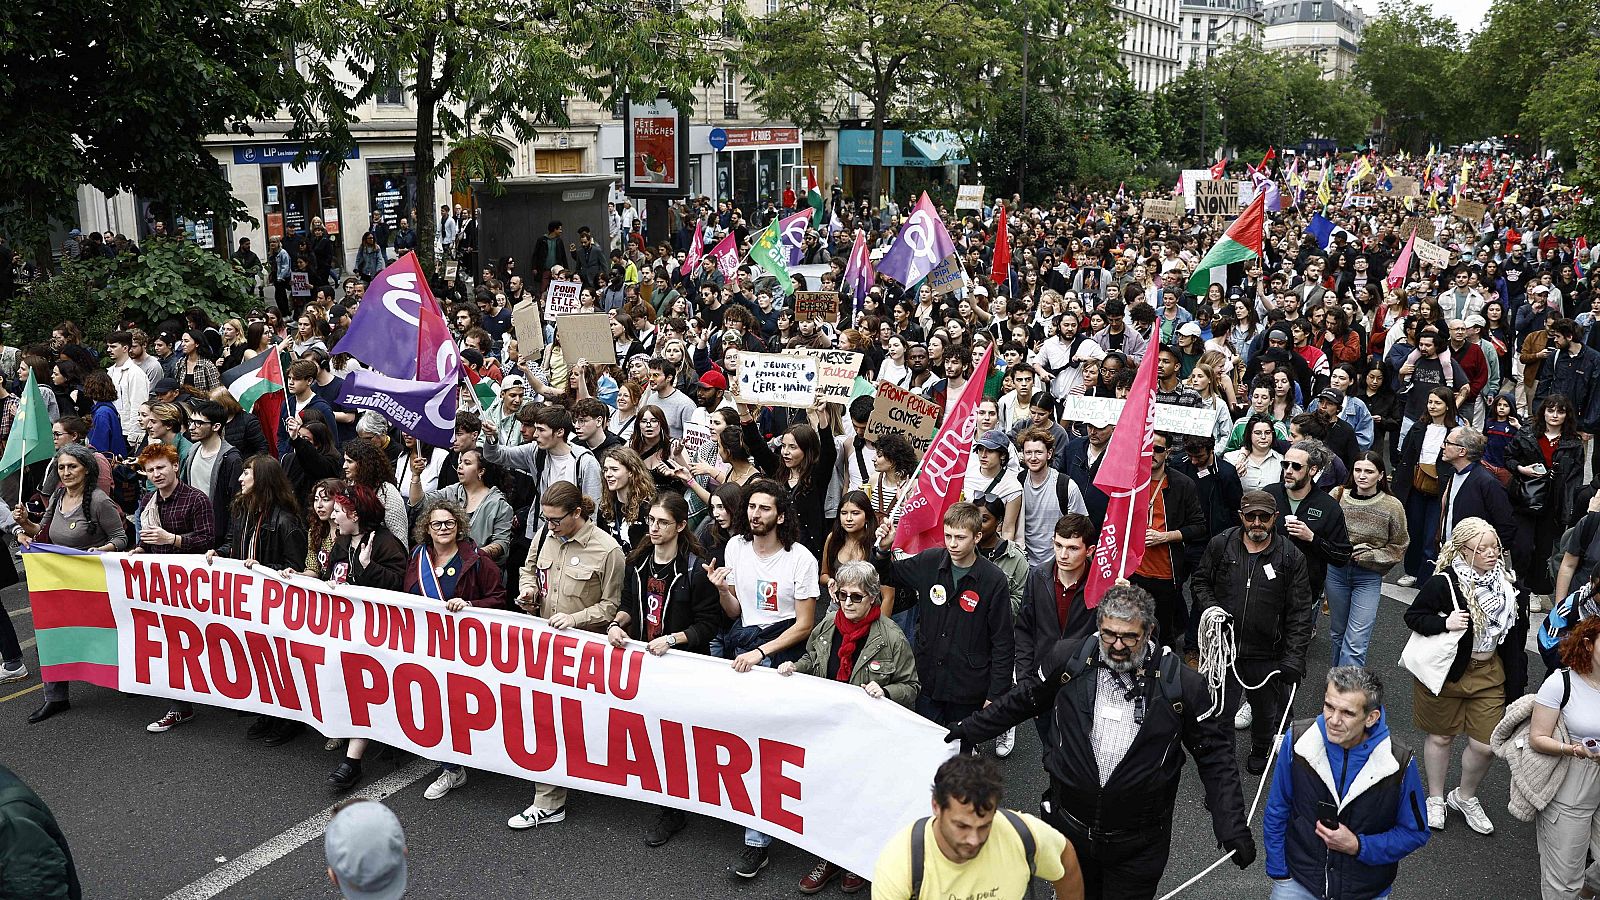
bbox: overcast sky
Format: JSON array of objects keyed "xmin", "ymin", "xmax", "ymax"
[{"xmin": 1349, "ymin": 0, "xmax": 1493, "ymax": 34}]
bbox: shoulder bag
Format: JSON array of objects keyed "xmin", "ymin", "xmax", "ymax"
[{"xmin": 1401, "ymin": 574, "xmax": 1465, "ymax": 695}]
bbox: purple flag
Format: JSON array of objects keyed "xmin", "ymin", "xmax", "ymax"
[
  {"xmin": 335, "ymin": 366, "xmax": 459, "ymax": 448},
  {"xmin": 778, "ymin": 210, "xmax": 812, "ymax": 267},
  {"xmin": 877, "ymin": 192, "xmax": 955, "ymax": 288},
  {"xmin": 842, "ymin": 229, "xmax": 873, "ymax": 306},
  {"xmin": 1250, "ymin": 170, "xmax": 1283, "ymax": 212},
  {"xmin": 332, "ymin": 253, "xmax": 431, "ymax": 380}
]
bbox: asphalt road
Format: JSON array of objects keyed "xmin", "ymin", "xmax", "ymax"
[{"xmin": 0, "ymin": 575, "xmax": 1542, "ymax": 899}]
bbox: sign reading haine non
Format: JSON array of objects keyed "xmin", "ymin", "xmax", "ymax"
[{"xmin": 24, "ymin": 550, "xmax": 954, "ymax": 878}]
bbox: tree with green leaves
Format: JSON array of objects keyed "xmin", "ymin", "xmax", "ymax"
[
  {"xmin": 1459, "ymin": 0, "xmax": 1599, "ymax": 140},
  {"xmin": 0, "ymin": 0, "xmax": 312, "ymax": 271},
  {"xmin": 1353, "ymin": 0, "xmax": 1463, "ymax": 150},
  {"xmin": 289, "ymin": 0, "xmax": 720, "ymax": 273}
]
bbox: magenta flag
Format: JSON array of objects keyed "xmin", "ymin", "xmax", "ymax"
[
  {"xmin": 778, "ymin": 210, "xmax": 812, "ymax": 267},
  {"xmin": 842, "ymin": 230, "xmax": 874, "ymax": 306},
  {"xmin": 1084, "ymin": 339, "xmax": 1160, "ymax": 607},
  {"xmin": 1385, "ymin": 232, "xmax": 1416, "ymax": 294},
  {"xmin": 892, "ymin": 345, "xmax": 994, "ymax": 555},
  {"xmin": 709, "ymin": 231, "xmax": 740, "ymax": 283},
  {"xmin": 416, "ymin": 276, "xmax": 459, "ymax": 382},
  {"xmin": 681, "ymin": 221, "xmax": 705, "ymax": 276}
]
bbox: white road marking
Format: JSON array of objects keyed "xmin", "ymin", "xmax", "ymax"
[{"xmin": 160, "ymin": 758, "xmax": 433, "ymax": 900}]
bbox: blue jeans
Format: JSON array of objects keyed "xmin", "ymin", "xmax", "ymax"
[
  {"xmin": 1271, "ymin": 876, "xmax": 1390, "ymax": 899},
  {"xmin": 1326, "ymin": 564, "xmax": 1384, "ymax": 667},
  {"xmin": 1403, "ymin": 490, "xmax": 1440, "ymax": 578}
]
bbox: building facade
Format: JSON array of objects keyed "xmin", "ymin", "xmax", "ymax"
[
  {"xmin": 1262, "ymin": 0, "xmax": 1365, "ymax": 79},
  {"xmin": 1113, "ymin": 0, "xmax": 1184, "ymax": 93},
  {"xmin": 1178, "ymin": 0, "xmax": 1264, "ymax": 69}
]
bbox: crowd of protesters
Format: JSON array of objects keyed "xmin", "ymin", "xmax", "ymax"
[{"xmin": 4, "ymin": 146, "xmax": 1600, "ymax": 900}]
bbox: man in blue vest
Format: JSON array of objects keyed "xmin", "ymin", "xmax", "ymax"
[{"xmin": 1263, "ymin": 666, "xmax": 1428, "ymax": 900}]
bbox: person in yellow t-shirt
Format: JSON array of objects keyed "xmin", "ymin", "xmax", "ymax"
[{"xmin": 872, "ymin": 754, "xmax": 1083, "ymax": 900}]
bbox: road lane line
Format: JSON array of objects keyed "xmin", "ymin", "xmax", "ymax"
[
  {"xmin": 0, "ymin": 683, "xmax": 43, "ymax": 702},
  {"xmin": 160, "ymin": 758, "xmax": 433, "ymax": 900}
]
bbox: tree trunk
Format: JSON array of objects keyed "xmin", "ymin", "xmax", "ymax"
[
  {"xmin": 870, "ymin": 106, "xmax": 886, "ymax": 214},
  {"xmin": 413, "ymin": 28, "xmax": 438, "ymax": 275}
]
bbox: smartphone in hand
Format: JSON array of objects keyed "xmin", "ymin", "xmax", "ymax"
[{"xmin": 1316, "ymin": 799, "xmax": 1339, "ymax": 830}]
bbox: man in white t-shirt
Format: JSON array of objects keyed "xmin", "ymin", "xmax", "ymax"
[
  {"xmin": 706, "ymin": 479, "xmax": 818, "ymax": 880},
  {"xmin": 105, "ymin": 330, "xmax": 150, "ymax": 446}
]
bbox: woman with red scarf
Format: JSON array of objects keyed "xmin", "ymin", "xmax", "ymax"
[{"xmin": 777, "ymin": 559, "xmax": 919, "ymax": 894}]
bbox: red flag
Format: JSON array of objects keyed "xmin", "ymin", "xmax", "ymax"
[
  {"xmin": 1385, "ymin": 231, "xmax": 1415, "ymax": 294},
  {"xmin": 1084, "ymin": 342, "xmax": 1160, "ymax": 606},
  {"xmin": 1259, "ymin": 146, "xmax": 1276, "ymax": 169},
  {"xmin": 1497, "ymin": 178, "xmax": 1510, "ymax": 202},
  {"xmin": 892, "ymin": 345, "xmax": 995, "ymax": 555},
  {"xmin": 1208, "ymin": 158, "xmax": 1227, "ymax": 179},
  {"xmin": 416, "ymin": 276, "xmax": 459, "ymax": 382},
  {"xmin": 990, "ymin": 205, "xmax": 1010, "ymax": 285}
]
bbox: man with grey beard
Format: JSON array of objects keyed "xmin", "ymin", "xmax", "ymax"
[{"xmin": 947, "ymin": 584, "xmax": 1253, "ymax": 900}]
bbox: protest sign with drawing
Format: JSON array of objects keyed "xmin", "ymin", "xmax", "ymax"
[
  {"xmin": 735, "ymin": 352, "xmax": 817, "ymax": 408},
  {"xmin": 792, "ymin": 348, "xmax": 863, "ymax": 407},
  {"xmin": 864, "ymin": 381, "xmax": 941, "ymax": 454}
]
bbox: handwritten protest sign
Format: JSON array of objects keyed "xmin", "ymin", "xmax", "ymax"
[
  {"xmin": 511, "ymin": 299, "xmax": 546, "ymax": 359},
  {"xmin": 1194, "ymin": 180, "xmax": 1240, "ymax": 219},
  {"xmin": 1412, "ymin": 237, "xmax": 1451, "ymax": 268},
  {"xmin": 544, "ymin": 279, "xmax": 583, "ymax": 317},
  {"xmin": 865, "ymin": 381, "xmax": 941, "ymax": 454},
  {"xmin": 1399, "ymin": 218, "xmax": 1436, "ymax": 241},
  {"xmin": 553, "ymin": 312, "xmax": 615, "ymax": 366},
  {"xmin": 927, "ymin": 254, "xmax": 967, "ymax": 296},
  {"xmin": 735, "ymin": 352, "xmax": 817, "ymax": 408},
  {"xmin": 24, "ymin": 549, "xmax": 954, "ymax": 878},
  {"xmin": 682, "ymin": 421, "xmax": 713, "ymax": 459},
  {"xmin": 955, "ymin": 184, "xmax": 985, "ymax": 211},
  {"xmin": 1380, "ymin": 176, "xmax": 1420, "ymax": 198},
  {"xmin": 1142, "ymin": 199, "xmax": 1181, "ymax": 221},
  {"xmin": 791, "ymin": 291, "xmax": 838, "ymax": 323},
  {"xmin": 792, "ymin": 348, "xmax": 863, "ymax": 407},
  {"xmin": 1454, "ymin": 199, "xmax": 1487, "ymax": 224},
  {"xmin": 1061, "ymin": 395, "xmax": 1217, "ymax": 437}
]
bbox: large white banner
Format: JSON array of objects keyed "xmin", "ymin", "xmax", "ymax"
[{"xmin": 27, "ymin": 551, "xmax": 954, "ymax": 875}]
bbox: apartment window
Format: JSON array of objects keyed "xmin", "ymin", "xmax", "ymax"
[
  {"xmin": 722, "ymin": 66, "xmax": 738, "ymax": 118},
  {"xmin": 766, "ymin": 0, "xmax": 778, "ymax": 12},
  {"xmin": 1312, "ymin": 1, "xmax": 1321, "ymax": 17},
  {"xmin": 1192, "ymin": 17, "xmax": 1200, "ymax": 38},
  {"xmin": 376, "ymin": 82, "xmax": 404, "ymax": 106}
]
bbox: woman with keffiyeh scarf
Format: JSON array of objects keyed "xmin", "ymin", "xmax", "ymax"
[{"xmin": 1403, "ymin": 516, "xmax": 1522, "ymax": 836}]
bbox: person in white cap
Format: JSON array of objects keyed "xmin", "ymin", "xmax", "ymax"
[{"xmin": 325, "ymin": 799, "xmax": 407, "ymax": 899}]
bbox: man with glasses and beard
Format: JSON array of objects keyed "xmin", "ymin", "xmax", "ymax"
[
  {"xmin": 947, "ymin": 583, "xmax": 1254, "ymax": 900},
  {"xmin": 1264, "ymin": 439, "xmax": 1352, "ymax": 606},
  {"xmin": 1192, "ymin": 490, "xmax": 1315, "ymax": 776}
]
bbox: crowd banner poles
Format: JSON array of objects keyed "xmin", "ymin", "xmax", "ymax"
[{"xmin": 25, "ymin": 548, "xmax": 955, "ymax": 877}]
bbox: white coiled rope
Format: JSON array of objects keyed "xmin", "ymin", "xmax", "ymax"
[{"xmin": 1195, "ymin": 605, "xmax": 1281, "ymax": 720}]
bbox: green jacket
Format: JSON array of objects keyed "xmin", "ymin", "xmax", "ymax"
[
  {"xmin": 0, "ymin": 765, "xmax": 80, "ymax": 900},
  {"xmin": 982, "ymin": 538, "xmax": 1029, "ymax": 613},
  {"xmin": 794, "ymin": 613, "xmax": 920, "ymax": 707}
]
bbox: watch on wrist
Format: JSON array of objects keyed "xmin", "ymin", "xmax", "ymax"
[{"xmin": 666, "ymin": 634, "xmax": 679, "ymax": 647}]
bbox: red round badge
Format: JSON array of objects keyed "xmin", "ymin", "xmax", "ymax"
[{"xmin": 958, "ymin": 590, "xmax": 980, "ymax": 613}]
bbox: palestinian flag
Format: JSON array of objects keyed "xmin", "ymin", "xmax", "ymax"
[
  {"xmin": 464, "ymin": 366, "xmax": 497, "ymax": 412},
  {"xmin": 224, "ymin": 348, "xmax": 288, "ymax": 456},
  {"xmin": 1186, "ymin": 192, "xmax": 1266, "ymax": 294},
  {"xmin": 806, "ymin": 167, "xmax": 825, "ymax": 227},
  {"xmin": 23, "ymin": 550, "xmax": 118, "ymax": 689}
]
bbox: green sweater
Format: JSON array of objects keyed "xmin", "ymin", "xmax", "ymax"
[{"xmin": 1334, "ymin": 489, "xmax": 1409, "ymax": 574}]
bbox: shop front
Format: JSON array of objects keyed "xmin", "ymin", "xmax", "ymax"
[{"xmin": 836, "ymin": 125, "xmax": 969, "ymax": 206}]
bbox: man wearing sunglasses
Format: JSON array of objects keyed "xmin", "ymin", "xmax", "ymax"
[
  {"xmin": 1263, "ymin": 439, "xmax": 1352, "ymax": 608},
  {"xmin": 1192, "ymin": 490, "xmax": 1315, "ymax": 776}
]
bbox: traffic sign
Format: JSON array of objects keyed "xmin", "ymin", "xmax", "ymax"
[{"xmin": 708, "ymin": 128, "xmax": 728, "ymax": 152}]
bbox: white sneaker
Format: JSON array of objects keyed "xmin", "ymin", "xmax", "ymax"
[
  {"xmin": 1426, "ymin": 796, "xmax": 1447, "ymax": 830},
  {"xmin": 1235, "ymin": 701, "xmax": 1254, "ymax": 729},
  {"xmin": 1447, "ymin": 788, "xmax": 1494, "ymax": 834},
  {"xmin": 995, "ymin": 728, "xmax": 1016, "ymax": 759},
  {"xmin": 0, "ymin": 661, "xmax": 26, "ymax": 684},
  {"xmin": 424, "ymin": 767, "xmax": 467, "ymax": 800},
  {"xmin": 1397, "ymin": 575, "xmax": 1418, "ymax": 588},
  {"xmin": 507, "ymin": 804, "xmax": 566, "ymax": 829}
]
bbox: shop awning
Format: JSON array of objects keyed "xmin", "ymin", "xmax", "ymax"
[{"xmin": 905, "ymin": 131, "xmax": 969, "ymax": 167}]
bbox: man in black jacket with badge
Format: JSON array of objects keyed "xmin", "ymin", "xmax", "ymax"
[
  {"xmin": 1264, "ymin": 438, "xmax": 1352, "ymax": 602},
  {"xmin": 948, "ymin": 583, "xmax": 1254, "ymax": 900}
]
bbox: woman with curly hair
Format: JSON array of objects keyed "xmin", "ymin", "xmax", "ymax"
[
  {"xmin": 599, "ymin": 448, "xmax": 657, "ymax": 554},
  {"xmin": 868, "ymin": 432, "xmax": 919, "ymax": 523},
  {"xmin": 341, "ymin": 436, "xmax": 409, "ymax": 546}
]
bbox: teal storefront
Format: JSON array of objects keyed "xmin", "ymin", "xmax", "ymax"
[{"xmin": 837, "ymin": 126, "xmax": 968, "ymax": 204}]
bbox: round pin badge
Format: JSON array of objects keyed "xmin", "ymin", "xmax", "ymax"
[
  {"xmin": 959, "ymin": 590, "xmax": 980, "ymax": 612},
  {"xmin": 930, "ymin": 585, "xmax": 948, "ymax": 606}
]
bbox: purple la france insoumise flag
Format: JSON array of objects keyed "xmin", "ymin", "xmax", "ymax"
[
  {"xmin": 332, "ymin": 253, "xmax": 432, "ymax": 380},
  {"xmin": 778, "ymin": 210, "xmax": 812, "ymax": 267},
  {"xmin": 335, "ymin": 365, "xmax": 459, "ymax": 448},
  {"xmin": 843, "ymin": 229, "xmax": 873, "ymax": 303},
  {"xmin": 876, "ymin": 192, "xmax": 955, "ymax": 288}
]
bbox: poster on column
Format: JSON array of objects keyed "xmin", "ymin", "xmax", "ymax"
[
  {"xmin": 22, "ymin": 549, "xmax": 954, "ymax": 878},
  {"xmin": 735, "ymin": 352, "xmax": 817, "ymax": 408}
]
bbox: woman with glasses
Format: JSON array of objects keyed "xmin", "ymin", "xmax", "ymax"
[
  {"xmin": 1403, "ymin": 517, "xmax": 1518, "ymax": 835},
  {"xmin": 778, "ymin": 560, "xmax": 917, "ymax": 894},
  {"xmin": 1508, "ymin": 394, "xmax": 1585, "ymax": 602},
  {"xmin": 1395, "ymin": 386, "xmax": 1458, "ymax": 586},
  {"xmin": 406, "ymin": 498, "xmax": 507, "ymax": 802}
]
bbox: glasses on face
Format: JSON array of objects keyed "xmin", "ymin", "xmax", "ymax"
[
  {"xmin": 51, "ymin": 429, "xmax": 66, "ymax": 438},
  {"xmin": 1283, "ymin": 460, "xmax": 1306, "ymax": 471},
  {"xmin": 1152, "ymin": 446, "xmax": 1169, "ymax": 455},
  {"xmin": 835, "ymin": 590, "xmax": 871, "ymax": 605},
  {"xmin": 187, "ymin": 419, "xmax": 213, "ymax": 429},
  {"xmin": 545, "ymin": 510, "xmax": 573, "ymax": 529},
  {"xmin": 1242, "ymin": 512, "xmax": 1274, "ymax": 523},
  {"xmin": 428, "ymin": 520, "xmax": 457, "ymax": 531},
  {"xmin": 1100, "ymin": 628, "xmax": 1143, "ymax": 648},
  {"xmin": 1469, "ymin": 541, "xmax": 1502, "ymax": 558}
]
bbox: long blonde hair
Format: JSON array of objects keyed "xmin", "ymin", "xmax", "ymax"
[{"xmin": 600, "ymin": 448, "xmax": 657, "ymax": 523}]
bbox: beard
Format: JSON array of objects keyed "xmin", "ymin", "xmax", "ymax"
[
  {"xmin": 1105, "ymin": 640, "xmax": 1149, "ymax": 674},
  {"xmin": 749, "ymin": 517, "xmax": 774, "ymax": 537},
  {"xmin": 1246, "ymin": 525, "xmax": 1271, "ymax": 543}
]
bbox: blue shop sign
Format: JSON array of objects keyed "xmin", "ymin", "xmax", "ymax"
[{"xmin": 231, "ymin": 144, "xmax": 360, "ymax": 166}]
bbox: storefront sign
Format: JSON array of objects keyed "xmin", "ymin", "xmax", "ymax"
[
  {"xmin": 735, "ymin": 352, "xmax": 818, "ymax": 408},
  {"xmin": 625, "ymin": 96, "xmax": 689, "ymax": 196},
  {"xmin": 865, "ymin": 381, "xmax": 941, "ymax": 454},
  {"xmin": 714, "ymin": 128, "xmax": 801, "ymax": 150},
  {"xmin": 232, "ymin": 144, "xmax": 359, "ymax": 166}
]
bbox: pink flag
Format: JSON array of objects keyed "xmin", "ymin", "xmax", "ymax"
[
  {"xmin": 416, "ymin": 276, "xmax": 459, "ymax": 382},
  {"xmin": 1385, "ymin": 231, "xmax": 1415, "ymax": 294},
  {"xmin": 892, "ymin": 345, "xmax": 995, "ymax": 555},
  {"xmin": 1084, "ymin": 341, "xmax": 1160, "ymax": 607},
  {"xmin": 709, "ymin": 231, "xmax": 741, "ymax": 283},
  {"xmin": 842, "ymin": 229, "xmax": 874, "ymax": 305},
  {"xmin": 680, "ymin": 220, "xmax": 705, "ymax": 276}
]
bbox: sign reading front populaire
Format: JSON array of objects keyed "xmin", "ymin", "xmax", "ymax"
[
  {"xmin": 232, "ymin": 144, "xmax": 359, "ymax": 166},
  {"xmin": 624, "ymin": 95, "xmax": 689, "ymax": 196}
]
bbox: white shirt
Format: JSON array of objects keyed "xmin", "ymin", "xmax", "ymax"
[
  {"xmin": 724, "ymin": 536, "xmax": 819, "ymax": 628},
  {"xmin": 109, "ymin": 357, "xmax": 150, "ymax": 444}
]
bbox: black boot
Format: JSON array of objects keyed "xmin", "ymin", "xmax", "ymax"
[
  {"xmin": 246, "ymin": 715, "xmax": 274, "ymax": 739},
  {"xmin": 327, "ymin": 759, "xmax": 363, "ymax": 792},
  {"xmin": 27, "ymin": 700, "xmax": 70, "ymax": 724},
  {"xmin": 264, "ymin": 719, "xmax": 304, "ymax": 747}
]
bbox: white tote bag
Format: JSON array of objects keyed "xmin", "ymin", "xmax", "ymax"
[{"xmin": 1401, "ymin": 575, "xmax": 1465, "ymax": 696}]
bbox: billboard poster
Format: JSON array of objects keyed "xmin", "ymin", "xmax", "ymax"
[{"xmin": 625, "ymin": 96, "xmax": 688, "ymax": 196}]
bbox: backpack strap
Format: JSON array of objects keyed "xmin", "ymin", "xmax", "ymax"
[
  {"xmin": 909, "ymin": 816, "xmax": 930, "ymax": 900},
  {"xmin": 1563, "ymin": 668, "xmax": 1572, "ymax": 710},
  {"xmin": 998, "ymin": 809, "xmax": 1037, "ymax": 877}
]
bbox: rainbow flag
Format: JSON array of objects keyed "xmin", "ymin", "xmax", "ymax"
[{"xmin": 24, "ymin": 548, "xmax": 118, "ymax": 688}]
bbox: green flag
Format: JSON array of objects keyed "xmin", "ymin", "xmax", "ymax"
[
  {"xmin": 1, "ymin": 366, "xmax": 56, "ymax": 480},
  {"xmin": 749, "ymin": 220, "xmax": 794, "ymax": 295}
]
